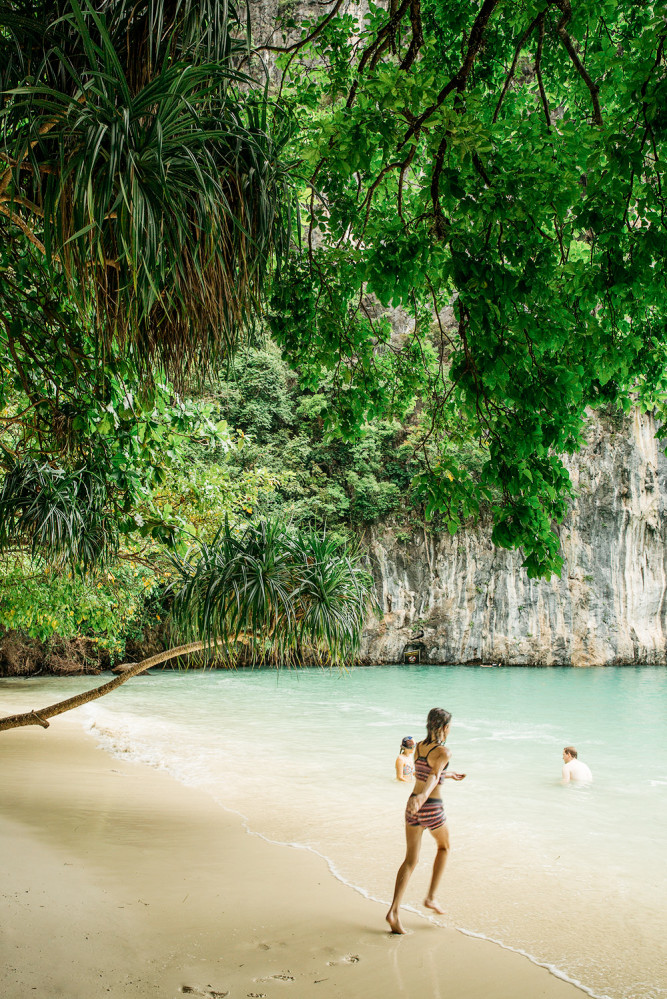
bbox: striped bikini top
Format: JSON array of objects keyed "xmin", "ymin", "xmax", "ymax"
[{"xmin": 414, "ymin": 743, "xmax": 449, "ymax": 784}]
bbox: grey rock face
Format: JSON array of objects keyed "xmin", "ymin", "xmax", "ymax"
[{"xmin": 361, "ymin": 409, "xmax": 667, "ymax": 666}]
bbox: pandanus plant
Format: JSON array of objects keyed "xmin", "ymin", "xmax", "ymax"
[
  {"xmin": 170, "ymin": 520, "xmax": 374, "ymax": 665},
  {"xmin": 0, "ymin": 0, "xmax": 291, "ymax": 381},
  {"xmin": 0, "ymin": 460, "xmax": 119, "ymax": 572},
  {"xmin": 0, "ymin": 520, "xmax": 377, "ymax": 732}
]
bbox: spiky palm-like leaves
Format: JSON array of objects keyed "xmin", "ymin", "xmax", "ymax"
[
  {"xmin": 289, "ymin": 530, "xmax": 373, "ymax": 662},
  {"xmin": 170, "ymin": 520, "xmax": 375, "ymax": 665},
  {"xmin": 0, "ymin": 0, "xmax": 291, "ymax": 379},
  {"xmin": 0, "ymin": 459, "xmax": 118, "ymax": 570}
]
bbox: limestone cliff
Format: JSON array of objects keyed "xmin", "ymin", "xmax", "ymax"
[{"xmin": 361, "ymin": 409, "xmax": 667, "ymax": 666}]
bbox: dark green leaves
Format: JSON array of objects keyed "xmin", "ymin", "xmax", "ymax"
[
  {"xmin": 0, "ymin": 460, "xmax": 118, "ymax": 570},
  {"xmin": 270, "ymin": 0, "xmax": 667, "ymax": 577}
]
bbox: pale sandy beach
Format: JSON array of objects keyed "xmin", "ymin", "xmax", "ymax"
[{"xmin": 0, "ymin": 720, "xmax": 587, "ymax": 999}]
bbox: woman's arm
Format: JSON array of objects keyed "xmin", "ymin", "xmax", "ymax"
[
  {"xmin": 406, "ymin": 747, "xmax": 451, "ymax": 812},
  {"xmin": 407, "ymin": 772, "xmax": 438, "ymax": 811}
]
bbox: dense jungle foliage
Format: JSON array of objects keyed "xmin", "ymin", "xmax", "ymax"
[
  {"xmin": 269, "ymin": 0, "xmax": 667, "ymax": 578},
  {"xmin": 1, "ymin": 0, "xmax": 667, "ymax": 671}
]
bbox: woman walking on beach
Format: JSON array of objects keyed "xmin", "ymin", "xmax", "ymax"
[{"xmin": 386, "ymin": 707, "xmax": 466, "ymax": 934}]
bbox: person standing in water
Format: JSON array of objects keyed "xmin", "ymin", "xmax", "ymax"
[
  {"xmin": 395, "ymin": 736, "xmax": 415, "ymax": 781},
  {"xmin": 386, "ymin": 707, "xmax": 466, "ymax": 934},
  {"xmin": 561, "ymin": 746, "xmax": 593, "ymax": 782}
]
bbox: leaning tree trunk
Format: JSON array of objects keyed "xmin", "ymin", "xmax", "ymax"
[{"xmin": 0, "ymin": 640, "xmax": 220, "ymax": 732}]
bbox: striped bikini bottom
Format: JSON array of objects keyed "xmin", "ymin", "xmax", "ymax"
[{"xmin": 405, "ymin": 795, "xmax": 446, "ymax": 830}]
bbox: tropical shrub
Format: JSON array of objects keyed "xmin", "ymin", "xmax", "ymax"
[{"xmin": 170, "ymin": 519, "xmax": 375, "ymax": 665}]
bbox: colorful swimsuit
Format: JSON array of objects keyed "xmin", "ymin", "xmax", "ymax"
[{"xmin": 405, "ymin": 744, "xmax": 448, "ymax": 830}]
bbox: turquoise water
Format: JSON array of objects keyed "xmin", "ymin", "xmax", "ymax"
[{"xmin": 2, "ymin": 664, "xmax": 666, "ymax": 999}]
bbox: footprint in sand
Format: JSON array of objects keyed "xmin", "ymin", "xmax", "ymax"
[
  {"xmin": 180, "ymin": 987, "xmax": 229, "ymax": 998},
  {"xmin": 326, "ymin": 954, "xmax": 360, "ymax": 967}
]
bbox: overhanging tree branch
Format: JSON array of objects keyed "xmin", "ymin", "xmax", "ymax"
[
  {"xmin": 255, "ymin": 0, "xmax": 344, "ymax": 54},
  {"xmin": 493, "ymin": 11, "xmax": 544, "ymax": 124},
  {"xmin": 551, "ymin": 0, "xmax": 603, "ymax": 126},
  {"xmin": 0, "ymin": 641, "xmax": 221, "ymax": 732},
  {"xmin": 402, "ymin": 0, "xmax": 501, "ymax": 143}
]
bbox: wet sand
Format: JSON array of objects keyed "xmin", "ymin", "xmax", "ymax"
[{"xmin": 0, "ymin": 720, "xmax": 587, "ymax": 999}]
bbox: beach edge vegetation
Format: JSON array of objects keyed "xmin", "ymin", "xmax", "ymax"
[{"xmin": 0, "ymin": 518, "xmax": 376, "ymax": 731}]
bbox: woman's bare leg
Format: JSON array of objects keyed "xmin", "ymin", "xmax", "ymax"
[
  {"xmin": 423, "ymin": 822, "xmax": 450, "ymax": 914},
  {"xmin": 386, "ymin": 824, "xmax": 424, "ymax": 934}
]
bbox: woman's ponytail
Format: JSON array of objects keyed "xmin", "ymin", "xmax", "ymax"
[{"xmin": 426, "ymin": 707, "xmax": 452, "ymax": 743}]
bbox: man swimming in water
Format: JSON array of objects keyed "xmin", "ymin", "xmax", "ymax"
[{"xmin": 561, "ymin": 746, "xmax": 592, "ymax": 782}]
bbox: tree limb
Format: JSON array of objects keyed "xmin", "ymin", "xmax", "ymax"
[
  {"xmin": 347, "ymin": 0, "xmax": 412, "ymax": 109},
  {"xmin": 0, "ymin": 194, "xmax": 45, "ymax": 217},
  {"xmin": 0, "ymin": 640, "xmax": 224, "ymax": 733},
  {"xmin": 551, "ymin": 0, "xmax": 603, "ymax": 126},
  {"xmin": 0, "ymin": 203, "xmax": 46, "ymax": 254},
  {"xmin": 493, "ymin": 12, "xmax": 543, "ymax": 124},
  {"xmin": 403, "ymin": 0, "xmax": 501, "ymax": 143},
  {"xmin": 535, "ymin": 13, "xmax": 551, "ymax": 127},
  {"xmin": 255, "ymin": 0, "xmax": 344, "ymax": 54},
  {"xmin": 400, "ymin": 0, "xmax": 424, "ymax": 72}
]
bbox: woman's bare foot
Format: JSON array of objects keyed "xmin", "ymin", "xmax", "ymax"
[
  {"xmin": 423, "ymin": 897, "xmax": 445, "ymax": 914},
  {"xmin": 386, "ymin": 909, "xmax": 406, "ymax": 934}
]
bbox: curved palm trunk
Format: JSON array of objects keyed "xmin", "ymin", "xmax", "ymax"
[{"xmin": 0, "ymin": 640, "xmax": 221, "ymax": 733}]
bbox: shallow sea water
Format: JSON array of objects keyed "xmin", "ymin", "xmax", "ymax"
[{"xmin": 2, "ymin": 664, "xmax": 666, "ymax": 999}]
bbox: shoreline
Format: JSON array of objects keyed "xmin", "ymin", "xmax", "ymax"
[
  {"xmin": 0, "ymin": 717, "xmax": 589, "ymax": 999},
  {"xmin": 226, "ymin": 808, "xmax": 604, "ymax": 999}
]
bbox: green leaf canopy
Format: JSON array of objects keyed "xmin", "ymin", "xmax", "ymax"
[{"xmin": 269, "ymin": 0, "xmax": 667, "ymax": 576}]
